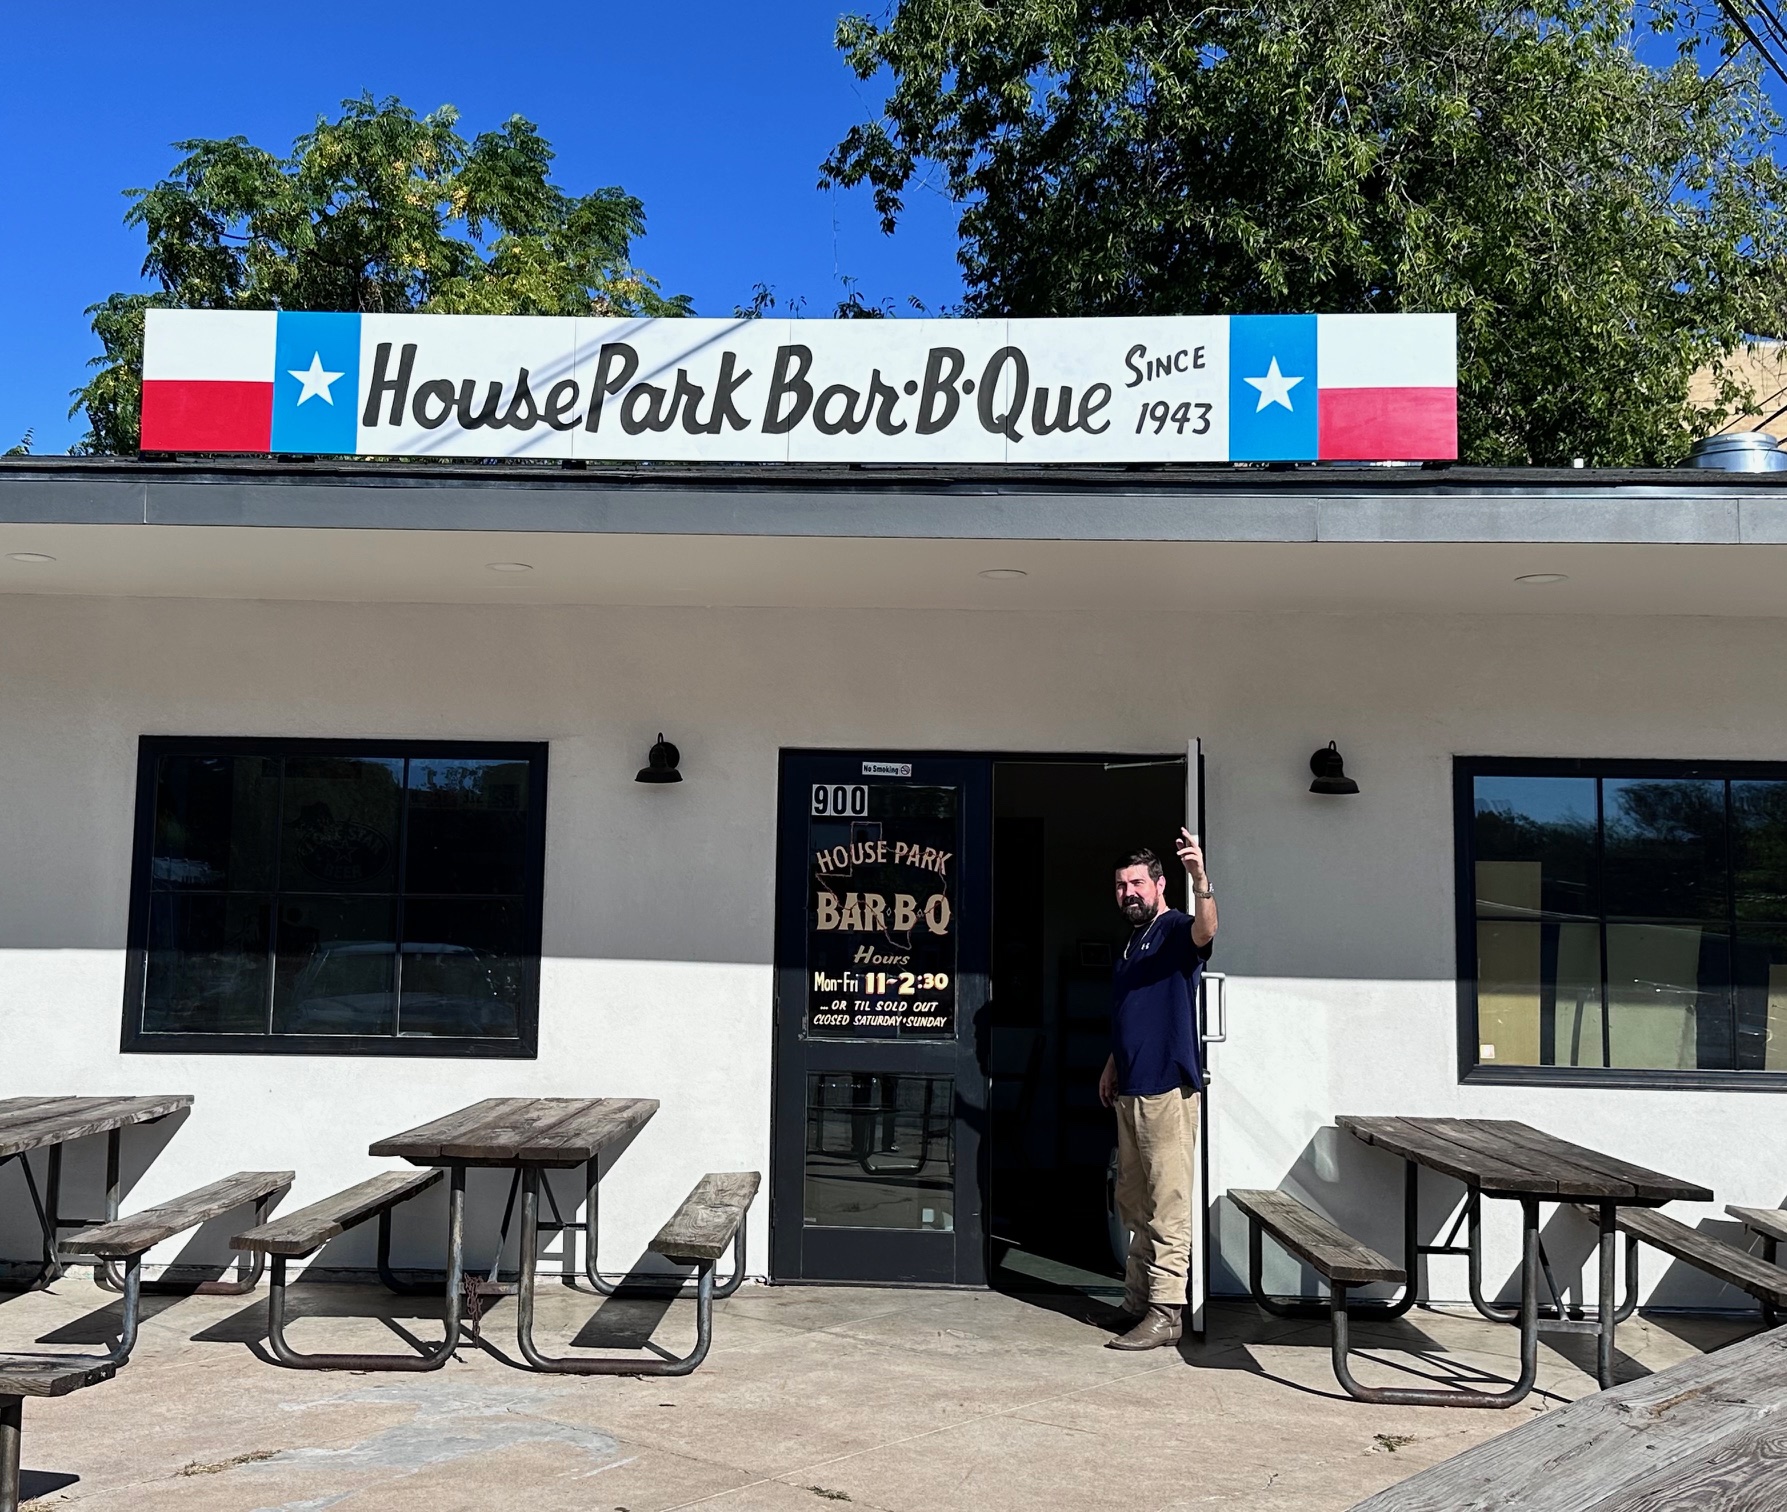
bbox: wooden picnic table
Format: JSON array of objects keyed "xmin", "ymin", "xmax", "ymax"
[
  {"xmin": 1348, "ymin": 1323, "xmax": 1787, "ymax": 1510},
  {"xmin": 370, "ymin": 1096, "xmax": 658, "ymax": 1169},
  {"xmin": 1337, "ymin": 1116, "xmax": 1711, "ymax": 1397},
  {"xmin": 357, "ymin": 1097, "xmax": 659, "ymax": 1373},
  {"xmin": 0, "ymin": 1096, "xmax": 193, "ymax": 1289}
]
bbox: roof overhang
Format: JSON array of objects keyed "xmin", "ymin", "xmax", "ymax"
[
  {"xmin": 4, "ymin": 459, "xmax": 1787, "ymax": 616},
  {"xmin": 6, "ymin": 457, "xmax": 1787, "ymax": 544}
]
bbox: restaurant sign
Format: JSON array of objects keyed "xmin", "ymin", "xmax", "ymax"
[
  {"xmin": 140, "ymin": 309, "xmax": 1456, "ymax": 464},
  {"xmin": 806, "ymin": 782, "xmax": 959, "ymax": 1039}
]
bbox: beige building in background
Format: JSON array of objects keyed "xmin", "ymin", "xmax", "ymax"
[{"xmin": 1691, "ymin": 337, "xmax": 1787, "ymax": 433}]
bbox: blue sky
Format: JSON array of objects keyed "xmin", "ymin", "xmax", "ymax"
[{"xmin": 0, "ymin": 2, "xmax": 964, "ymax": 453}]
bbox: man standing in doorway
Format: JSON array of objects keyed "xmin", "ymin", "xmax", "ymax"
[{"xmin": 1099, "ymin": 828, "xmax": 1218, "ymax": 1351}]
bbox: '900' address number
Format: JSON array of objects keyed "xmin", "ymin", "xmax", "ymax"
[{"xmin": 811, "ymin": 783, "xmax": 868, "ymax": 817}]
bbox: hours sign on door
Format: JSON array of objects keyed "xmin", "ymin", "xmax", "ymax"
[{"xmin": 806, "ymin": 785, "xmax": 958, "ymax": 1038}]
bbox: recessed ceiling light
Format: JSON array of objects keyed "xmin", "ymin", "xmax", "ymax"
[
  {"xmin": 486, "ymin": 562, "xmax": 533, "ymax": 573},
  {"xmin": 7, "ymin": 552, "xmax": 55, "ymax": 563},
  {"xmin": 1515, "ymin": 573, "xmax": 1569, "ymax": 585},
  {"xmin": 978, "ymin": 568, "xmax": 1028, "ymax": 580}
]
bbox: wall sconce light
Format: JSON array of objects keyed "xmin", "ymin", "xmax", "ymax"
[
  {"xmin": 1308, "ymin": 741, "xmax": 1360, "ymax": 796},
  {"xmin": 635, "ymin": 734, "xmax": 683, "ymax": 785}
]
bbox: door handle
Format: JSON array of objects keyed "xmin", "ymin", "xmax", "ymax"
[{"xmin": 1200, "ymin": 972, "xmax": 1228, "ymax": 1045}]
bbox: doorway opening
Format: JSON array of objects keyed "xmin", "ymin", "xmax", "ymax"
[{"xmin": 987, "ymin": 758, "xmax": 1188, "ymax": 1304}]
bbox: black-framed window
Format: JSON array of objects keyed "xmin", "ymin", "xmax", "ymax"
[
  {"xmin": 123, "ymin": 737, "xmax": 546, "ymax": 1058},
  {"xmin": 1457, "ymin": 757, "xmax": 1787, "ymax": 1089}
]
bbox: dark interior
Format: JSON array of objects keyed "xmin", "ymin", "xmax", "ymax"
[{"xmin": 987, "ymin": 758, "xmax": 1187, "ymax": 1294}]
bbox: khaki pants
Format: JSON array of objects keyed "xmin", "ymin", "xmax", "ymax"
[{"xmin": 1114, "ymin": 1088, "xmax": 1200, "ymax": 1306}]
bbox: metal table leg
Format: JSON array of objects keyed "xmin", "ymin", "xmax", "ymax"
[
  {"xmin": 42, "ymin": 1148, "xmax": 62, "ymax": 1286},
  {"xmin": 1468, "ymin": 1192, "xmax": 1637, "ymax": 1356},
  {"xmin": 0, "ymin": 1255, "xmax": 141, "ymax": 1372},
  {"xmin": 0, "ymin": 1150, "xmax": 64, "ymax": 1292},
  {"xmin": 264, "ymin": 1168, "xmax": 465, "ymax": 1371},
  {"xmin": 1330, "ymin": 1197, "xmax": 1541, "ymax": 1408},
  {"xmin": 515, "ymin": 1167, "xmax": 721, "ymax": 1376},
  {"xmin": 90, "ymin": 1255, "xmax": 142, "ymax": 1368},
  {"xmin": 1466, "ymin": 1189, "xmax": 1522, "ymax": 1324},
  {"xmin": 0, "ymin": 1395, "xmax": 21, "ymax": 1512},
  {"xmin": 1596, "ymin": 1201, "xmax": 1620, "ymax": 1388}
]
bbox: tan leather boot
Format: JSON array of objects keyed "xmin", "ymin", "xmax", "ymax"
[{"xmin": 1106, "ymin": 1303, "xmax": 1182, "ymax": 1350}]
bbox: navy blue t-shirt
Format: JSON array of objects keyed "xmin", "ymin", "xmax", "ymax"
[{"xmin": 1111, "ymin": 908, "xmax": 1214, "ymax": 1096}]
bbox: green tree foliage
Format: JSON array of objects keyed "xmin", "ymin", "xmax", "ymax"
[
  {"xmin": 74, "ymin": 95, "xmax": 690, "ymax": 453},
  {"xmin": 822, "ymin": 0, "xmax": 1787, "ymax": 464}
]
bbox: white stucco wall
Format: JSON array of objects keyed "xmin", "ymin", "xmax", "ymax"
[{"xmin": 0, "ymin": 588, "xmax": 1783, "ymax": 1308}]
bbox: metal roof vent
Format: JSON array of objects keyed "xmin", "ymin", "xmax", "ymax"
[{"xmin": 1683, "ymin": 431, "xmax": 1787, "ymax": 471}]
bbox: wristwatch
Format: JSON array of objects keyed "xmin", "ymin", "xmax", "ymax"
[{"xmin": 1193, "ymin": 883, "xmax": 1215, "ymax": 899}]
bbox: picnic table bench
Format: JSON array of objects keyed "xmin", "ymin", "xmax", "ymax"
[
  {"xmin": 243, "ymin": 1098, "xmax": 759, "ymax": 1376},
  {"xmin": 517, "ymin": 1167, "xmax": 760, "ymax": 1375},
  {"xmin": 1232, "ymin": 1117, "xmax": 1709, "ymax": 1406},
  {"xmin": 66, "ymin": 1168, "xmax": 292, "ymax": 1295},
  {"xmin": 1347, "ymin": 1323, "xmax": 1787, "ymax": 1510},
  {"xmin": 234, "ymin": 1168, "xmax": 447, "ymax": 1371},
  {"xmin": 1578, "ymin": 1203, "xmax": 1787, "ymax": 1332}
]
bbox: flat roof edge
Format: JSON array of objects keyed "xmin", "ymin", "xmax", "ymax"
[{"xmin": 4, "ymin": 457, "xmax": 1787, "ymax": 545}]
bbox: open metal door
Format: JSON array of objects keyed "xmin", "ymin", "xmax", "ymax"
[{"xmin": 1187, "ymin": 738, "xmax": 1223, "ymax": 1342}]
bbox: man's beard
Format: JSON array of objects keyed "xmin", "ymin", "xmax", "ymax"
[{"xmin": 1119, "ymin": 898, "xmax": 1153, "ymax": 925}]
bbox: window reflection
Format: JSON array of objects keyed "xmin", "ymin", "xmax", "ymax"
[
  {"xmin": 143, "ymin": 892, "xmax": 272, "ymax": 1034},
  {"xmin": 1733, "ymin": 783, "xmax": 1787, "ymax": 921},
  {"xmin": 1470, "ymin": 769, "xmax": 1777, "ymax": 1075},
  {"xmin": 406, "ymin": 760, "xmax": 531, "ymax": 895},
  {"xmin": 139, "ymin": 745, "xmax": 538, "ymax": 1046},
  {"xmin": 399, "ymin": 898, "xmax": 524, "ymax": 1038},
  {"xmin": 1473, "ymin": 777, "xmax": 1596, "ymax": 918},
  {"xmin": 1602, "ymin": 779, "xmax": 1727, "ymax": 921},
  {"xmin": 1605, "ymin": 924, "xmax": 1728, "ymax": 1071},
  {"xmin": 1475, "ymin": 921, "xmax": 1601, "ymax": 1067},
  {"xmin": 280, "ymin": 758, "xmax": 403, "ymax": 894},
  {"xmin": 804, "ymin": 1074, "xmax": 954, "ymax": 1230},
  {"xmin": 152, "ymin": 756, "xmax": 279, "ymax": 891},
  {"xmin": 272, "ymin": 895, "xmax": 399, "ymax": 1035},
  {"xmin": 1734, "ymin": 930, "xmax": 1787, "ymax": 1070}
]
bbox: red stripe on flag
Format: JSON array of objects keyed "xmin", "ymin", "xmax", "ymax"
[
  {"xmin": 1318, "ymin": 386, "xmax": 1457, "ymax": 461},
  {"xmin": 140, "ymin": 380, "xmax": 273, "ymax": 453}
]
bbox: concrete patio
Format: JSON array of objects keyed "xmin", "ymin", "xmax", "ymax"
[{"xmin": 0, "ymin": 1274, "xmax": 1752, "ymax": 1511}]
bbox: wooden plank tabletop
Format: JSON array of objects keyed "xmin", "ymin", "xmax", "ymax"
[
  {"xmin": 1338, "ymin": 1116, "xmax": 1710, "ymax": 1204},
  {"xmin": 0, "ymin": 1095, "xmax": 194, "ymax": 1160},
  {"xmin": 369, "ymin": 1097, "xmax": 660, "ymax": 1168},
  {"xmin": 1348, "ymin": 1325, "xmax": 1787, "ymax": 1511}
]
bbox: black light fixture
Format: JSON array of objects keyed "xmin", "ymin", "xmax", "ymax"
[
  {"xmin": 635, "ymin": 733, "xmax": 683, "ymax": 785},
  {"xmin": 1308, "ymin": 741, "xmax": 1360, "ymax": 796}
]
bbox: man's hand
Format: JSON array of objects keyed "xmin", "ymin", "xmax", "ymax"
[
  {"xmin": 1176, "ymin": 826, "xmax": 1207, "ymax": 885},
  {"xmin": 1099, "ymin": 1054, "xmax": 1118, "ymax": 1108}
]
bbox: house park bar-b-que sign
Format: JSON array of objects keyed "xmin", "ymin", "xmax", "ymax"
[{"xmin": 141, "ymin": 310, "xmax": 1457, "ymax": 464}]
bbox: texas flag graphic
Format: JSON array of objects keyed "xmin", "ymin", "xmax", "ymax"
[
  {"xmin": 1228, "ymin": 313, "xmax": 1457, "ymax": 462},
  {"xmin": 141, "ymin": 310, "xmax": 360, "ymax": 455}
]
